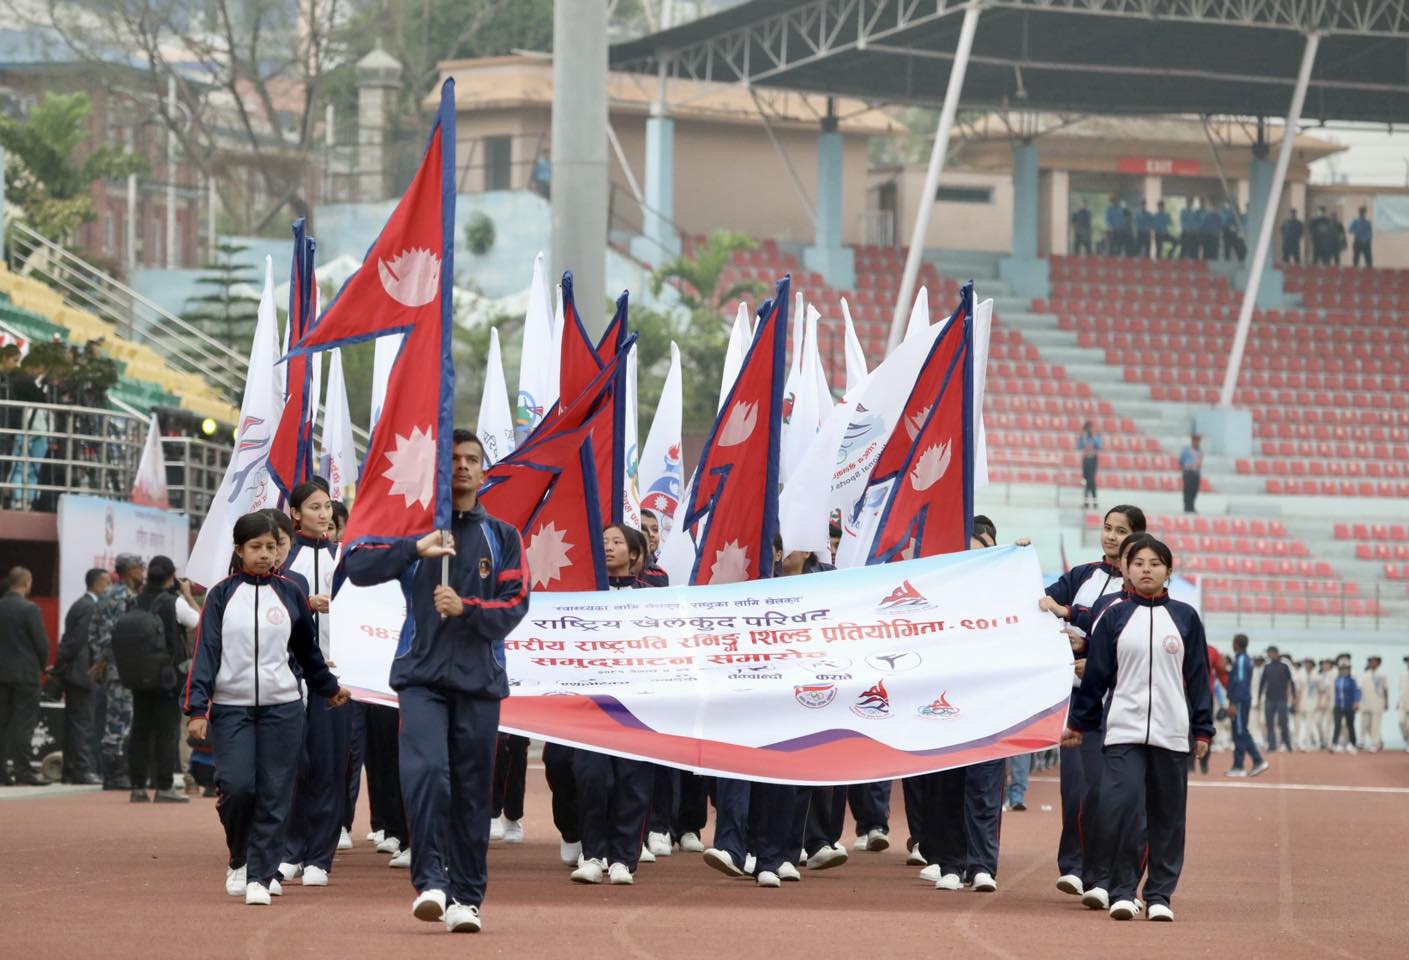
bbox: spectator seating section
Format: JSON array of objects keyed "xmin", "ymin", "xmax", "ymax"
[{"xmin": 1042, "ymin": 256, "xmax": 1409, "ymax": 496}]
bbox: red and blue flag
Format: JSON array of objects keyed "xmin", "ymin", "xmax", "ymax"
[{"xmin": 268, "ymin": 218, "xmax": 317, "ymax": 498}]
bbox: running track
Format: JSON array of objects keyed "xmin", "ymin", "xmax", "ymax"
[{"xmin": 2, "ymin": 751, "xmax": 1405, "ymax": 959}]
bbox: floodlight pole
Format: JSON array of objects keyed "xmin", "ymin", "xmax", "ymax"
[
  {"xmin": 887, "ymin": 1, "xmax": 982, "ymax": 354},
  {"xmin": 1218, "ymin": 32, "xmax": 1320, "ymax": 408}
]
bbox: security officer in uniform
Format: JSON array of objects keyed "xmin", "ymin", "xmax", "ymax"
[{"xmin": 89, "ymin": 554, "xmax": 144, "ymax": 789}]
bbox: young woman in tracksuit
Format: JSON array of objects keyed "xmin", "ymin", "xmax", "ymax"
[
  {"xmin": 344, "ymin": 430, "xmax": 529, "ymax": 934},
  {"xmin": 278, "ymin": 480, "xmax": 353, "ymax": 886},
  {"xmin": 184, "ymin": 511, "xmax": 349, "ymax": 906},
  {"xmin": 1039, "ymin": 504, "xmax": 1145, "ymax": 898},
  {"xmin": 570, "ymin": 524, "xmax": 657, "ymax": 885},
  {"xmin": 1063, "ymin": 538, "xmax": 1213, "ymax": 923}
]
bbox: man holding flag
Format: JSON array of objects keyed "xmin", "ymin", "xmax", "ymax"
[{"xmin": 292, "ymin": 79, "xmax": 528, "ymax": 934}]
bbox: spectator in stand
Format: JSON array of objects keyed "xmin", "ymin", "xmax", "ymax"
[
  {"xmin": 1076, "ymin": 421, "xmax": 1102, "ymax": 509},
  {"xmin": 1136, "ymin": 201, "xmax": 1154, "ymax": 257},
  {"xmin": 1199, "ymin": 200, "xmax": 1222, "ymax": 260},
  {"xmin": 1179, "ymin": 197, "xmax": 1202, "ymax": 260},
  {"xmin": 1358, "ymin": 656, "xmax": 1387, "ymax": 753},
  {"xmin": 1223, "ymin": 205, "xmax": 1246, "ymax": 262},
  {"xmin": 1071, "ymin": 200, "xmax": 1093, "ymax": 255},
  {"xmin": 1281, "ymin": 209, "xmax": 1304, "ymax": 265},
  {"xmin": 1256, "ymin": 646, "xmax": 1296, "ymax": 752},
  {"xmin": 1153, "ymin": 200, "xmax": 1175, "ymax": 259},
  {"xmin": 1178, "ymin": 434, "xmax": 1203, "ymax": 514},
  {"xmin": 1331, "ymin": 661, "xmax": 1359, "ymax": 752},
  {"xmin": 1349, "ymin": 207, "xmax": 1373, "ymax": 268},
  {"xmin": 1120, "ymin": 203, "xmax": 1137, "ymax": 257},
  {"xmin": 1332, "ymin": 212, "xmax": 1347, "ymax": 265},
  {"xmin": 1308, "ymin": 206, "xmax": 1333, "ymax": 265},
  {"xmin": 1224, "ymin": 634, "xmax": 1268, "ymax": 777},
  {"xmin": 0, "ymin": 567, "xmax": 51, "ymax": 785},
  {"xmin": 1103, "ymin": 196, "xmax": 1124, "ymax": 255},
  {"xmin": 51, "ymin": 568, "xmax": 109, "ymax": 784}
]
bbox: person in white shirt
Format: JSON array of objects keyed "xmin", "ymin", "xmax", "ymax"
[
  {"xmin": 1358, "ymin": 657, "xmax": 1388, "ymax": 753},
  {"xmin": 1397, "ymin": 656, "xmax": 1409, "ymax": 753}
]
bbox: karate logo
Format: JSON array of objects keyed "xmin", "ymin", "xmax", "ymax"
[
  {"xmin": 917, "ymin": 691, "xmax": 960, "ymax": 719},
  {"xmin": 850, "ymin": 679, "xmax": 892, "ymax": 719},
  {"xmin": 794, "ymin": 683, "xmax": 837, "ymax": 709}
]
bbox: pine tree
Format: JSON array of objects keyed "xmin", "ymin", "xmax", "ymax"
[{"xmin": 183, "ymin": 240, "xmax": 259, "ymax": 351}]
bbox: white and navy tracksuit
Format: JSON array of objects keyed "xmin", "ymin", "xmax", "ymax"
[
  {"xmin": 1070, "ymin": 593, "xmax": 1214, "ymax": 908},
  {"xmin": 280, "ymin": 534, "xmax": 349, "ymax": 873},
  {"xmin": 345, "ymin": 505, "xmax": 528, "ymax": 909},
  {"xmin": 184, "ymin": 573, "xmax": 339, "ymax": 888},
  {"xmin": 573, "ymin": 574, "xmax": 657, "ymax": 872},
  {"xmin": 1045, "ymin": 560, "xmax": 1123, "ymax": 880}
]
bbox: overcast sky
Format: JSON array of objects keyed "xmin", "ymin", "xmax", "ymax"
[{"xmin": 1308, "ymin": 127, "xmax": 1409, "ymax": 187}]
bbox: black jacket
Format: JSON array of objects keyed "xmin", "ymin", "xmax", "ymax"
[
  {"xmin": 0, "ymin": 588, "xmax": 50, "ymax": 685},
  {"xmin": 54, "ymin": 593, "xmax": 99, "ymax": 690}
]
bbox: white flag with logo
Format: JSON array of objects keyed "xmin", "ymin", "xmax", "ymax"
[
  {"xmin": 622, "ymin": 342, "xmax": 642, "ymax": 528},
  {"xmin": 477, "ymin": 327, "xmax": 517, "ymax": 467},
  {"xmin": 130, "ymin": 412, "xmax": 169, "ymax": 509},
  {"xmin": 515, "ymin": 252, "xmax": 558, "ymax": 441},
  {"xmin": 638, "ymin": 341, "xmax": 683, "ymax": 541},
  {"xmin": 840, "ymin": 297, "xmax": 869, "ymax": 398},
  {"xmin": 320, "ymin": 347, "xmax": 358, "ymax": 502},
  {"xmin": 187, "ymin": 256, "xmax": 286, "ymax": 589}
]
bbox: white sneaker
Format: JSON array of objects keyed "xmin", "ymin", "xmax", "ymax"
[
  {"xmin": 647, "ymin": 832, "xmax": 672, "ymax": 857},
  {"xmin": 1250, "ymin": 760, "xmax": 1270, "ymax": 777},
  {"xmin": 1147, "ymin": 903, "xmax": 1174, "ymax": 922},
  {"xmin": 1224, "ymin": 768, "xmax": 1248, "ymax": 777},
  {"xmin": 906, "ymin": 845, "xmax": 927, "ymax": 866},
  {"xmin": 301, "ymin": 865, "xmax": 329, "ymax": 886},
  {"xmin": 864, "ymin": 828, "xmax": 890, "ymax": 852},
  {"xmin": 277, "ymin": 862, "xmax": 302, "ymax": 882},
  {"xmin": 805, "ymin": 845, "xmax": 848, "ymax": 871},
  {"xmin": 503, "ymin": 819, "xmax": 524, "ymax": 844},
  {"xmin": 852, "ymin": 834, "xmax": 869, "ymax": 851},
  {"xmin": 489, "ymin": 816, "xmax": 505, "ymax": 842},
  {"xmin": 608, "ymin": 862, "xmax": 634, "ymax": 885},
  {"xmin": 935, "ymin": 873, "xmax": 962, "ymax": 890},
  {"xmin": 445, "ymin": 902, "xmax": 481, "ymax": 932},
  {"xmin": 225, "ymin": 865, "xmax": 247, "ymax": 897},
  {"xmin": 268, "ymin": 879, "xmax": 282, "ymax": 896},
  {"xmin": 702, "ymin": 848, "xmax": 744, "ymax": 878},
  {"xmin": 1109, "ymin": 899, "xmax": 1138, "ymax": 921},
  {"xmin": 919, "ymin": 864, "xmax": 944, "ymax": 882},
  {"xmin": 638, "ymin": 844, "xmax": 656, "ymax": 864},
  {"xmin": 560, "ymin": 840, "xmax": 582, "ymax": 866},
  {"xmin": 571, "ymin": 858, "xmax": 606, "ymax": 884},
  {"xmin": 412, "ymin": 889, "xmax": 447, "ymax": 922},
  {"xmin": 389, "ymin": 849, "xmax": 411, "ymax": 868},
  {"xmin": 778, "ymin": 862, "xmax": 801, "ymax": 882},
  {"xmin": 245, "ymin": 882, "xmax": 272, "ymax": 906},
  {"xmin": 756, "ymin": 870, "xmax": 781, "ymax": 888},
  {"xmin": 680, "ymin": 831, "xmax": 704, "ymax": 853},
  {"xmin": 972, "ymin": 871, "xmax": 997, "ymax": 892},
  {"xmin": 376, "ymin": 835, "xmax": 402, "ymax": 855},
  {"xmin": 367, "ymin": 829, "xmax": 384, "ymax": 844},
  {"xmin": 1082, "ymin": 887, "xmax": 1110, "ymax": 910},
  {"xmin": 743, "ymin": 853, "xmax": 757, "ymax": 875},
  {"xmin": 337, "ymin": 828, "xmax": 353, "ymax": 851},
  {"xmin": 1056, "ymin": 874, "xmax": 1084, "ymax": 896}
]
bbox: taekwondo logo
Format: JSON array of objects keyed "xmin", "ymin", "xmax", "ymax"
[
  {"xmin": 850, "ymin": 679, "xmax": 892, "ymax": 719},
  {"xmin": 877, "ymin": 579, "xmax": 933, "ymax": 612},
  {"xmin": 916, "ymin": 690, "xmax": 960, "ymax": 719},
  {"xmin": 865, "ymin": 651, "xmax": 922, "ymax": 674},
  {"xmin": 794, "ymin": 683, "xmax": 837, "ymax": 709},
  {"xmin": 640, "ymin": 443, "xmax": 682, "ymax": 517}
]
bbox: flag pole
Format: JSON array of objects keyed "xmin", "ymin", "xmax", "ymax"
[{"xmin": 440, "ymin": 530, "xmax": 450, "ymax": 620}]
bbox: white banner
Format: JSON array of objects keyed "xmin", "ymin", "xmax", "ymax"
[
  {"xmin": 332, "ymin": 545, "xmax": 1072, "ymax": 784},
  {"xmin": 57, "ymin": 495, "xmax": 189, "ymax": 620}
]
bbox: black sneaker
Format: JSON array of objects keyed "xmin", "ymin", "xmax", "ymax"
[
  {"xmin": 1011, "ymin": 801, "xmax": 1027, "ymax": 812},
  {"xmin": 130, "ymin": 789, "xmax": 151, "ymax": 803}
]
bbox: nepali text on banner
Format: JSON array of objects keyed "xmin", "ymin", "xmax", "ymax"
[{"xmin": 331, "ymin": 545, "xmax": 1073, "ymax": 785}]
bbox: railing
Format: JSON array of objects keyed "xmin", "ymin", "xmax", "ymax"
[
  {"xmin": 6, "ymin": 222, "xmax": 247, "ymax": 404},
  {"xmin": 863, "ymin": 209, "xmax": 896, "ymax": 247},
  {"xmin": 163, "ymin": 436, "xmax": 231, "ymax": 527}
]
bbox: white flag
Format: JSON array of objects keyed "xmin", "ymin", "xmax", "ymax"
[
  {"xmin": 781, "ymin": 304, "xmax": 823, "ymax": 485},
  {"xmin": 622, "ymin": 342, "xmax": 642, "ymax": 529},
  {"xmin": 905, "ymin": 285, "xmax": 930, "ymax": 341},
  {"xmin": 973, "ymin": 296, "xmax": 994, "ymax": 488},
  {"xmin": 718, "ymin": 301, "xmax": 750, "ymax": 412},
  {"xmin": 811, "ymin": 307, "xmax": 834, "ymax": 418},
  {"xmin": 369, "ymin": 333, "xmax": 402, "ymax": 430},
  {"xmin": 515, "ymin": 252, "xmax": 558, "ymax": 441},
  {"xmin": 130, "ymin": 412, "xmax": 169, "ymax": 509},
  {"xmin": 187, "ymin": 256, "xmax": 286, "ymax": 589},
  {"xmin": 476, "ymin": 327, "xmax": 517, "ymax": 467},
  {"xmin": 320, "ymin": 347, "xmax": 358, "ymax": 502},
  {"xmin": 840, "ymin": 298, "xmax": 869, "ymax": 398},
  {"xmin": 638, "ymin": 341, "xmax": 683, "ymax": 541}
]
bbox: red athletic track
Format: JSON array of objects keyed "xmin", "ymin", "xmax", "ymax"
[{"xmin": 2, "ymin": 751, "xmax": 1405, "ymax": 959}]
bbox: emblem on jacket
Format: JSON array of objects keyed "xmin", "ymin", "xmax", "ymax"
[{"xmin": 479, "ymin": 558, "xmax": 492, "ymax": 579}]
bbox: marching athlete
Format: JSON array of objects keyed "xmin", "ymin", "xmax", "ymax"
[
  {"xmin": 184, "ymin": 511, "xmax": 350, "ymax": 905},
  {"xmin": 345, "ymin": 429, "xmax": 529, "ymax": 933}
]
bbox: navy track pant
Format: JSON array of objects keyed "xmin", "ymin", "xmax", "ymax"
[
  {"xmin": 282, "ymin": 694, "xmax": 351, "ymax": 871},
  {"xmin": 573, "ymin": 750, "xmax": 652, "ymax": 869},
  {"xmin": 211, "ymin": 700, "xmax": 305, "ymax": 887},
  {"xmin": 1103, "ymin": 743, "xmax": 1187, "ymax": 907},
  {"xmin": 963, "ymin": 759, "xmax": 1005, "ymax": 878},
  {"xmin": 398, "ymin": 686, "xmax": 499, "ymax": 907}
]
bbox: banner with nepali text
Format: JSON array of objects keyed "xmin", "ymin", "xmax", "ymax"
[{"xmin": 331, "ymin": 545, "xmax": 1072, "ymax": 785}]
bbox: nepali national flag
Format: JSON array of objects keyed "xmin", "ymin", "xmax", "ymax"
[
  {"xmin": 289, "ymin": 79, "xmax": 457, "ymax": 546},
  {"xmin": 268, "ymin": 219, "xmax": 318, "ymax": 498},
  {"xmin": 556, "ymin": 272, "xmax": 627, "ymax": 414},
  {"xmin": 480, "ymin": 338, "xmax": 633, "ymax": 590},
  {"xmin": 679, "ymin": 276, "xmax": 789, "ymax": 584},
  {"xmin": 862, "ymin": 282, "xmax": 975, "ymax": 563}
]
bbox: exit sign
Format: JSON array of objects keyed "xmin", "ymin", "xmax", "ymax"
[{"xmin": 1117, "ymin": 157, "xmax": 1202, "ymax": 177}]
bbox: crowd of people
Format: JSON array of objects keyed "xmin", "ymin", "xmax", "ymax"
[{"xmin": 3, "ymin": 433, "xmax": 1406, "ymax": 933}]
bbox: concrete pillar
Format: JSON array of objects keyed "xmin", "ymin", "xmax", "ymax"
[
  {"xmin": 998, "ymin": 142, "xmax": 1050, "ymax": 298},
  {"xmin": 1235, "ymin": 154, "xmax": 1284, "ymax": 308},
  {"xmin": 1045, "ymin": 169, "xmax": 1069, "ymax": 257},
  {"xmin": 802, "ymin": 119, "xmax": 856, "ymax": 289},
  {"xmin": 551, "ymin": 0, "xmax": 609, "ymax": 333},
  {"xmin": 356, "ymin": 44, "xmax": 402, "ymax": 203},
  {"xmin": 629, "ymin": 112, "xmax": 679, "ymax": 265},
  {"xmin": 1143, "ymin": 175, "xmax": 1162, "ymax": 209}
]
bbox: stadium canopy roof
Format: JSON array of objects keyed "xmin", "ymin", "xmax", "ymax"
[{"xmin": 610, "ymin": 0, "xmax": 1409, "ymax": 125}]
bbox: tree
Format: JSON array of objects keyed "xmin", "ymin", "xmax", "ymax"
[
  {"xmin": 0, "ymin": 92, "xmax": 146, "ymax": 242},
  {"xmin": 649, "ymin": 230, "xmax": 766, "ymax": 319},
  {"xmin": 182, "ymin": 240, "xmax": 260, "ymax": 352}
]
